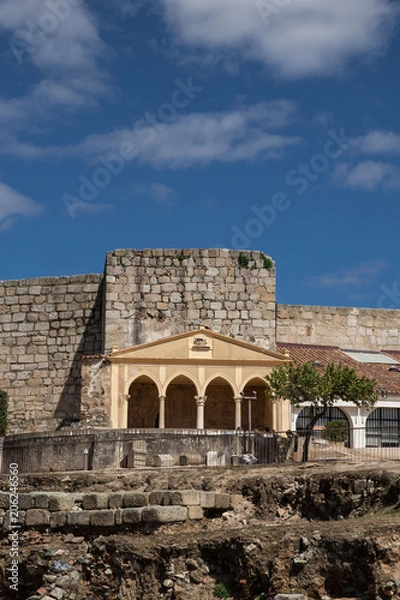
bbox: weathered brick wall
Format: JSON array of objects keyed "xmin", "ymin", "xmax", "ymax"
[
  {"xmin": 104, "ymin": 248, "xmax": 276, "ymax": 351},
  {"xmin": 0, "ymin": 275, "xmax": 103, "ymax": 434},
  {"xmin": 277, "ymin": 304, "xmax": 400, "ymax": 350}
]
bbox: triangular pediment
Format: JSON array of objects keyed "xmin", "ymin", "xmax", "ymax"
[{"xmin": 108, "ymin": 328, "xmax": 289, "ymax": 364}]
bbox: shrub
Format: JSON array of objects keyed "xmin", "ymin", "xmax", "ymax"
[
  {"xmin": 238, "ymin": 253, "xmax": 249, "ymax": 268},
  {"xmin": 0, "ymin": 390, "xmax": 8, "ymax": 437},
  {"xmin": 322, "ymin": 419, "xmax": 348, "ymax": 443},
  {"xmin": 261, "ymin": 254, "xmax": 274, "ymax": 270},
  {"xmin": 214, "ymin": 582, "xmax": 230, "ymax": 598}
]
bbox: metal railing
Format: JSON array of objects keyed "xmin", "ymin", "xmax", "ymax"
[
  {"xmin": 2, "ymin": 427, "xmax": 400, "ymax": 473},
  {"xmin": 290, "ymin": 427, "xmax": 400, "ymax": 463}
]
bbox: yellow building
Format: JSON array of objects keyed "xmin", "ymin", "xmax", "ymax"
[{"xmin": 106, "ymin": 326, "xmax": 291, "ymax": 432}]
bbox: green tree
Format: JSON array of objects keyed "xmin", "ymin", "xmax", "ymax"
[
  {"xmin": 0, "ymin": 390, "xmax": 8, "ymax": 437},
  {"xmin": 265, "ymin": 362, "xmax": 377, "ymax": 462}
]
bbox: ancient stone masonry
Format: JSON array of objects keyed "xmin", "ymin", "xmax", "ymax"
[
  {"xmin": 0, "ymin": 274, "xmax": 103, "ymax": 433},
  {"xmin": 103, "ymin": 248, "xmax": 276, "ymax": 351},
  {"xmin": 1, "ymin": 247, "xmax": 400, "ymax": 435},
  {"xmin": 0, "ymin": 488, "xmax": 241, "ymax": 532},
  {"xmin": 276, "ymin": 304, "xmax": 400, "ymax": 350}
]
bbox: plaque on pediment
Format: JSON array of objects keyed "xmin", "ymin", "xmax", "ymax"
[{"xmin": 191, "ymin": 336, "xmax": 211, "ymax": 350}]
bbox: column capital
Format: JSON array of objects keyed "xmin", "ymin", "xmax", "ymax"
[
  {"xmin": 195, "ymin": 396, "xmax": 207, "ymax": 407},
  {"xmin": 234, "ymin": 396, "xmax": 243, "ymax": 403}
]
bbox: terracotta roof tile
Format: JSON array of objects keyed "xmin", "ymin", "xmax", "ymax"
[{"xmin": 276, "ymin": 342, "xmax": 400, "ymax": 397}]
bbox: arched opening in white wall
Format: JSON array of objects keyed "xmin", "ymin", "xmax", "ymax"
[
  {"xmin": 204, "ymin": 377, "xmax": 235, "ymax": 430},
  {"xmin": 241, "ymin": 377, "xmax": 271, "ymax": 431},
  {"xmin": 295, "ymin": 406, "xmax": 350, "ymax": 446},
  {"xmin": 127, "ymin": 375, "xmax": 159, "ymax": 428},
  {"xmin": 165, "ymin": 375, "xmax": 197, "ymax": 429},
  {"xmin": 366, "ymin": 408, "xmax": 400, "ymax": 447}
]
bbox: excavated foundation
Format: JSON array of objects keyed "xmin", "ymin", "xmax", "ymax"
[{"xmin": 1, "ymin": 462, "xmax": 400, "ymax": 600}]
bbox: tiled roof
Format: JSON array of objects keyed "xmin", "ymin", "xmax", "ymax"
[{"xmin": 276, "ymin": 342, "xmax": 400, "ymax": 397}]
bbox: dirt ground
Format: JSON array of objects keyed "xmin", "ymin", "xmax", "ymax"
[{"xmin": 2, "ymin": 461, "xmax": 400, "ymax": 600}]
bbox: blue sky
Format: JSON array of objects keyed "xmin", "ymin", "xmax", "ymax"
[{"xmin": 1, "ymin": 0, "xmax": 400, "ymax": 309}]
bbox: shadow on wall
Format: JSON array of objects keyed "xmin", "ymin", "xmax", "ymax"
[{"xmin": 55, "ymin": 279, "xmax": 104, "ymax": 428}]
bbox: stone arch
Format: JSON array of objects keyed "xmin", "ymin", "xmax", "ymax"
[
  {"xmin": 162, "ymin": 371, "xmax": 199, "ymax": 396},
  {"xmin": 125, "ymin": 371, "xmax": 161, "ymax": 398},
  {"xmin": 165, "ymin": 374, "xmax": 198, "ymax": 428},
  {"xmin": 241, "ymin": 376, "xmax": 271, "ymax": 431},
  {"xmin": 127, "ymin": 374, "xmax": 160, "ymax": 428},
  {"xmin": 204, "ymin": 376, "xmax": 235, "ymax": 430}
]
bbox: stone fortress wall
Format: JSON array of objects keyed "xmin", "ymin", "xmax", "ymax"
[
  {"xmin": 103, "ymin": 248, "xmax": 276, "ymax": 351},
  {"xmin": 0, "ymin": 275, "xmax": 103, "ymax": 433},
  {"xmin": 0, "ymin": 248, "xmax": 399, "ymax": 434},
  {"xmin": 276, "ymin": 304, "xmax": 400, "ymax": 350}
]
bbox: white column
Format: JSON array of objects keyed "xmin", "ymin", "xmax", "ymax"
[
  {"xmin": 234, "ymin": 397, "xmax": 242, "ymax": 430},
  {"xmin": 351, "ymin": 426, "xmax": 366, "ymax": 449},
  {"xmin": 195, "ymin": 396, "xmax": 207, "ymax": 430},
  {"xmin": 158, "ymin": 395, "xmax": 166, "ymax": 429}
]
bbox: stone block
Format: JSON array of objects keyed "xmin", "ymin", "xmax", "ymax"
[
  {"xmin": 31, "ymin": 494, "xmax": 49, "ymax": 509},
  {"xmin": 4, "ymin": 510, "xmax": 26, "ymax": 530},
  {"xmin": 154, "ymin": 454, "xmax": 173, "ymax": 468},
  {"xmin": 123, "ymin": 492, "xmax": 148, "ymax": 508},
  {"xmin": 229, "ymin": 494, "xmax": 242, "ymax": 509},
  {"xmin": 188, "ymin": 506, "xmax": 204, "ymax": 520},
  {"xmin": 0, "ymin": 492, "xmax": 8, "ymax": 509},
  {"xmin": 50, "ymin": 511, "xmax": 67, "ymax": 529},
  {"xmin": 142, "ymin": 506, "xmax": 187, "ymax": 523},
  {"xmin": 122, "ymin": 508, "xmax": 143, "ymax": 524},
  {"xmin": 18, "ymin": 493, "xmax": 34, "ymax": 510},
  {"xmin": 108, "ymin": 493, "xmax": 123, "ymax": 509},
  {"xmin": 171, "ymin": 490, "xmax": 200, "ymax": 506},
  {"xmin": 49, "ymin": 587, "xmax": 66, "ymax": 600},
  {"xmin": 149, "ymin": 491, "xmax": 173, "ymax": 506},
  {"xmin": 82, "ymin": 493, "xmax": 109, "ymax": 510},
  {"xmin": 215, "ymin": 494, "xmax": 230, "ymax": 509},
  {"xmin": 90, "ymin": 510, "xmax": 115, "ymax": 527},
  {"xmin": 49, "ymin": 494, "xmax": 78, "ymax": 512},
  {"xmin": 66, "ymin": 511, "xmax": 91, "ymax": 527},
  {"xmin": 26, "ymin": 509, "xmax": 50, "ymax": 527},
  {"xmin": 206, "ymin": 451, "xmax": 226, "ymax": 466},
  {"xmin": 200, "ymin": 492, "xmax": 216, "ymax": 508}
]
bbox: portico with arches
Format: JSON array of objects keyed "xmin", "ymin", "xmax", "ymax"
[{"xmin": 108, "ymin": 327, "xmax": 291, "ymax": 431}]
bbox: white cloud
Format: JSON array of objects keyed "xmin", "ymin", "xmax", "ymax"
[
  {"xmin": 2, "ymin": 101, "xmax": 302, "ymax": 167},
  {"xmin": 135, "ymin": 183, "xmax": 177, "ymax": 205},
  {"xmin": 158, "ymin": 0, "xmax": 399, "ymax": 79},
  {"xmin": 332, "ymin": 160, "xmax": 400, "ymax": 191},
  {"xmin": 0, "ymin": 0, "xmax": 107, "ymax": 131},
  {"xmin": 353, "ymin": 130, "xmax": 400, "ymax": 155},
  {"xmin": 307, "ymin": 260, "xmax": 387, "ymax": 289},
  {"xmin": 0, "ymin": 182, "xmax": 42, "ymax": 228}
]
